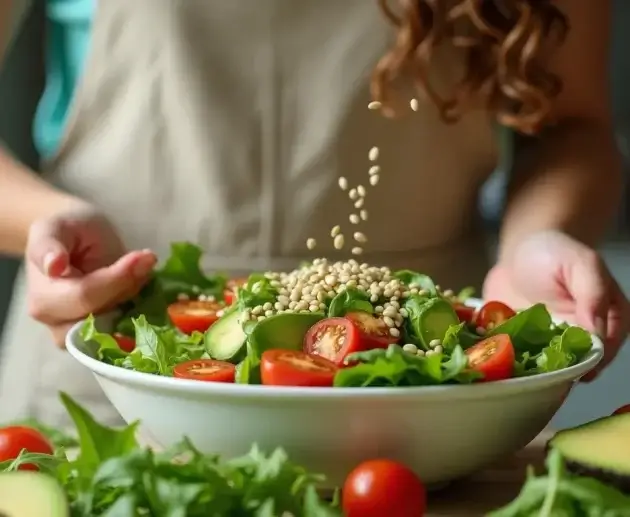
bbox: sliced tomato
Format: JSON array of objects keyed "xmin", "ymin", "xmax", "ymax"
[
  {"xmin": 465, "ymin": 334, "xmax": 515, "ymax": 382},
  {"xmin": 261, "ymin": 349, "xmax": 338, "ymax": 387},
  {"xmin": 167, "ymin": 300, "xmax": 222, "ymax": 334},
  {"xmin": 0, "ymin": 427, "xmax": 53, "ymax": 471},
  {"xmin": 613, "ymin": 404, "xmax": 630, "ymax": 416},
  {"xmin": 342, "ymin": 459, "xmax": 426, "ymax": 517},
  {"xmin": 223, "ymin": 278, "xmax": 247, "ymax": 305},
  {"xmin": 113, "ymin": 333, "xmax": 135, "ymax": 353},
  {"xmin": 345, "ymin": 311, "xmax": 398, "ymax": 349},
  {"xmin": 304, "ymin": 317, "xmax": 363, "ymax": 366},
  {"xmin": 475, "ymin": 301, "xmax": 516, "ymax": 329},
  {"xmin": 453, "ymin": 304, "xmax": 476, "ymax": 324},
  {"xmin": 173, "ymin": 359, "xmax": 235, "ymax": 382}
]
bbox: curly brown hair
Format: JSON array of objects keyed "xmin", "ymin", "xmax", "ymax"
[{"xmin": 372, "ymin": 0, "xmax": 569, "ymax": 134}]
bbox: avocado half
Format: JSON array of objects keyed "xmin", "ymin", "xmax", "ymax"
[
  {"xmin": 548, "ymin": 412, "xmax": 630, "ymax": 493},
  {"xmin": 0, "ymin": 471, "xmax": 69, "ymax": 517}
]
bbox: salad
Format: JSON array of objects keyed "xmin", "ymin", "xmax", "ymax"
[
  {"xmin": 1, "ymin": 395, "xmax": 629, "ymax": 516},
  {"xmin": 81, "ymin": 242, "xmax": 594, "ymax": 388}
]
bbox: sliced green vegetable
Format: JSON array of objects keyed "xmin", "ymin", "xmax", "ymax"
[
  {"xmin": 204, "ymin": 308, "xmax": 247, "ymax": 362},
  {"xmin": 403, "ymin": 296, "xmax": 460, "ymax": 350},
  {"xmin": 327, "ymin": 288, "xmax": 372, "ymax": 317}
]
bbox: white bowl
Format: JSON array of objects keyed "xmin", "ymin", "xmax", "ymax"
[{"xmin": 65, "ymin": 302, "xmax": 603, "ymax": 487}]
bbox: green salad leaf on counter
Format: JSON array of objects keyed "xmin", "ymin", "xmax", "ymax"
[
  {"xmin": 79, "ymin": 243, "xmax": 595, "ymax": 388},
  {"xmin": 0, "ymin": 394, "xmax": 340, "ymax": 517},
  {"xmin": 488, "ymin": 449, "xmax": 630, "ymax": 517}
]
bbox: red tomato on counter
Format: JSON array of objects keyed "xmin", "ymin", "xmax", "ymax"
[
  {"xmin": 0, "ymin": 427, "xmax": 53, "ymax": 471},
  {"xmin": 342, "ymin": 459, "xmax": 426, "ymax": 517}
]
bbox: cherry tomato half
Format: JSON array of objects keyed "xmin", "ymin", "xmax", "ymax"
[
  {"xmin": 465, "ymin": 334, "xmax": 515, "ymax": 382},
  {"xmin": 345, "ymin": 311, "xmax": 399, "ymax": 349},
  {"xmin": 475, "ymin": 301, "xmax": 516, "ymax": 330},
  {"xmin": 342, "ymin": 459, "xmax": 426, "ymax": 517},
  {"xmin": 613, "ymin": 404, "xmax": 630, "ymax": 416},
  {"xmin": 223, "ymin": 278, "xmax": 247, "ymax": 305},
  {"xmin": 113, "ymin": 333, "xmax": 135, "ymax": 353},
  {"xmin": 453, "ymin": 304, "xmax": 476, "ymax": 324},
  {"xmin": 167, "ymin": 300, "xmax": 222, "ymax": 334},
  {"xmin": 0, "ymin": 427, "xmax": 53, "ymax": 471},
  {"xmin": 261, "ymin": 349, "xmax": 338, "ymax": 387},
  {"xmin": 173, "ymin": 359, "xmax": 236, "ymax": 382},
  {"xmin": 304, "ymin": 317, "xmax": 362, "ymax": 366}
]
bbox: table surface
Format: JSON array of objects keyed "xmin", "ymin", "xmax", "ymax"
[{"xmin": 426, "ymin": 432, "xmax": 550, "ymax": 516}]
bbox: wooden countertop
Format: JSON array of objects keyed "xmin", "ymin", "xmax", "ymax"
[{"xmin": 427, "ymin": 432, "xmax": 550, "ymax": 516}]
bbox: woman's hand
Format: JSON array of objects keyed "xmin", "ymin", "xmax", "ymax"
[
  {"xmin": 483, "ymin": 231, "xmax": 629, "ymax": 379},
  {"xmin": 25, "ymin": 205, "xmax": 157, "ymax": 346}
]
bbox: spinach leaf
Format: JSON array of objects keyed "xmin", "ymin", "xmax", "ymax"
[
  {"xmin": 514, "ymin": 326, "xmax": 593, "ymax": 376},
  {"xmin": 486, "ymin": 304, "xmax": 554, "ymax": 352},
  {"xmin": 328, "ymin": 288, "xmax": 372, "ymax": 317},
  {"xmin": 334, "ymin": 344, "xmax": 478, "ymax": 387},
  {"xmin": 393, "ymin": 270, "xmax": 438, "ymax": 295}
]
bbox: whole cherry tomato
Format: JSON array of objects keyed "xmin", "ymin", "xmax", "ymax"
[{"xmin": 342, "ymin": 459, "xmax": 426, "ymax": 517}]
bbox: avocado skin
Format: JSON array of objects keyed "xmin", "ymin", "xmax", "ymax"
[
  {"xmin": 563, "ymin": 460, "xmax": 630, "ymax": 494},
  {"xmin": 546, "ymin": 413, "xmax": 630, "ymax": 494}
]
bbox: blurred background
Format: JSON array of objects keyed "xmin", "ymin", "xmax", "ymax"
[{"xmin": 0, "ymin": 0, "xmax": 629, "ymax": 428}]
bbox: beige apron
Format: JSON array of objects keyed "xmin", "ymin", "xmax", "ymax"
[{"xmin": 0, "ymin": 0, "xmax": 498, "ymax": 427}]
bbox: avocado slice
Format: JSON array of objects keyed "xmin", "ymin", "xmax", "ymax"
[
  {"xmin": 404, "ymin": 297, "xmax": 460, "ymax": 350},
  {"xmin": 204, "ymin": 308, "xmax": 247, "ymax": 363},
  {"xmin": 238, "ymin": 312, "xmax": 325, "ymax": 384},
  {"xmin": 0, "ymin": 471, "xmax": 69, "ymax": 517},
  {"xmin": 549, "ymin": 413, "xmax": 630, "ymax": 493}
]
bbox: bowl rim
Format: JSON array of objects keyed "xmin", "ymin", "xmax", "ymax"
[{"xmin": 66, "ymin": 299, "xmax": 604, "ymax": 402}]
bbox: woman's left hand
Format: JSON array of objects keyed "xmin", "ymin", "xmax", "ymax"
[{"xmin": 483, "ymin": 231, "xmax": 630, "ymax": 379}]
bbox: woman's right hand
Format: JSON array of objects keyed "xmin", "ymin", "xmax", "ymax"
[{"xmin": 25, "ymin": 204, "xmax": 157, "ymax": 346}]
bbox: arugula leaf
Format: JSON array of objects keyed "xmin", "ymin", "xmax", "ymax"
[
  {"xmin": 393, "ymin": 270, "xmax": 438, "ymax": 296},
  {"xmin": 0, "ymin": 448, "xmax": 66, "ymax": 474},
  {"xmin": 121, "ymin": 316, "xmax": 206, "ymax": 375},
  {"xmin": 327, "ymin": 288, "xmax": 372, "ymax": 317},
  {"xmin": 456, "ymin": 286, "xmax": 475, "ymax": 302},
  {"xmin": 81, "ymin": 315, "xmax": 127, "ymax": 363},
  {"xmin": 334, "ymin": 344, "xmax": 478, "ymax": 387},
  {"xmin": 488, "ymin": 449, "xmax": 630, "ymax": 516},
  {"xmin": 115, "ymin": 278, "xmax": 170, "ymax": 335}
]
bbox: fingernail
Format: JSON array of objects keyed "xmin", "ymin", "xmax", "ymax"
[
  {"xmin": 132, "ymin": 256, "xmax": 155, "ymax": 279},
  {"xmin": 43, "ymin": 252, "xmax": 58, "ymax": 276},
  {"xmin": 594, "ymin": 317, "xmax": 607, "ymax": 339}
]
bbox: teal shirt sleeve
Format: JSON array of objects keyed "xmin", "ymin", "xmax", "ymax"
[{"xmin": 33, "ymin": 0, "xmax": 95, "ymax": 159}]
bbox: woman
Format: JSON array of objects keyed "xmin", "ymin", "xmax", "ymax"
[{"xmin": 0, "ymin": 0, "xmax": 626, "ymax": 427}]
